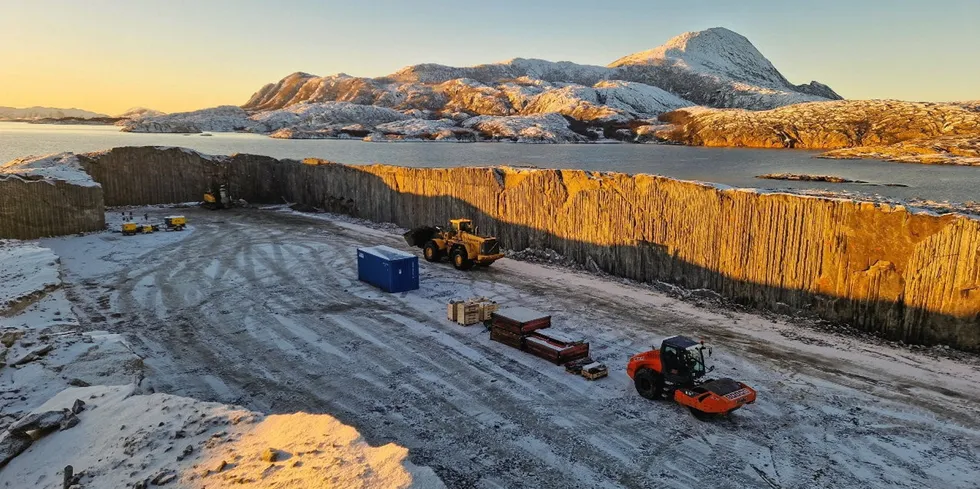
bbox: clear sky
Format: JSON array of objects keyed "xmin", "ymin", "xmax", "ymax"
[{"xmin": 1, "ymin": 0, "xmax": 977, "ymax": 115}]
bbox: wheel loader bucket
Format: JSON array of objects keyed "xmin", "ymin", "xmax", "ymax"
[{"xmin": 403, "ymin": 226, "xmax": 439, "ymax": 248}]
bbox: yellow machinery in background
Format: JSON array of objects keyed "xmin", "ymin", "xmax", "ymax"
[
  {"xmin": 202, "ymin": 185, "xmax": 232, "ymax": 210},
  {"xmin": 164, "ymin": 216, "xmax": 187, "ymax": 231},
  {"xmin": 404, "ymin": 219, "xmax": 504, "ymax": 270},
  {"xmin": 121, "ymin": 222, "xmax": 160, "ymax": 236}
]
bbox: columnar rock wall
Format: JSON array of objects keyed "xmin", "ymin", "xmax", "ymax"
[
  {"xmin": 76, "ymin": 147, "xmax": 980, "ymax": 350},
  {"xmin": 77, "ymin": 147, "xmax": 287, "ymax": 206},
  {"xmin": 0, "ymin": 176, "xmax": 105, "ymax": 239}
]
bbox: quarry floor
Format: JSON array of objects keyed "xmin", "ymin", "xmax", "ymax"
[{"xmin": 42, "ymin": 207, "xmax": 980, "ymax": 489}]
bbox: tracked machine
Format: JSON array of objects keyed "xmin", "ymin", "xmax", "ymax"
[
  {"xmin": 404, "ymin": 219, "xmax": 504, "ymax": 270},
  {"xmin": 627, "ymin": 335, "xmax": 756, "ymax": 419}
]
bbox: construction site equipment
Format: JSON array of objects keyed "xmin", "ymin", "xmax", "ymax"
[
  {"xmin": 121, "ymin": 222, "xmax": 139, "ymax": 236},
  {"xmin": 139, "ymin": 224, "xmax": 155, "ymax": 234},
  {"xmin": 357, "ymin": 245, "xmax": 419, "ymax": 293},
  {"xmin": 202, "ymin": 185, "xmax": 232, "ymax": 210},
  {"xmin": 627, "ymin": 335, "xmax": 756, "ymax": 419},
  {"xmin": 163, "ymin": 216, "xmax": 187, "ymax": 231},
  {"xmin": 403, "ymin": 219, "xmax": 504, "ymax": 270},
  {"xmin": 447, "ymin": 297, "xmax": 498, "ymax": 326},
  {"xmin": 564, "ymin": 357, "xmax": 609, "ymax": 381}
]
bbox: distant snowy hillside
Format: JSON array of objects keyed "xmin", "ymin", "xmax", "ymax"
[
  {"xmin": 116, "ymin": 107, "xmax": 166, "ymax": 119},
  {"xmin": 0, "ymin": 106, "xmax": 108, "ymax": 120},
  {"xmin": 125, "ymin": 27, "xmax": 848, "ymax": 143},
  {"xmin": 249, "ymin": 101, "xmax": 410, "ymax": 133},
  {"xmin": 120, "ymin": 106, "xmax": 250, "ymax": 133}
]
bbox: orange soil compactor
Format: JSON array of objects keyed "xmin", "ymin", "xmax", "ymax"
[{"xmin": 627, "ymin": 335, "xmax": 756, "ymax": 418}]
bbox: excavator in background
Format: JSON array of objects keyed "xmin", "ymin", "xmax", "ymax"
[
  {"xmin": 404, "ymin": 219, "xmax": 504, "ymax": 270},
  {"xmin": 627, "ymin": 335, "xmax": 756, "ymax": 419},
  {"xmin": 202, "ymin": 184, "xmax": 233, "ymax": 210}
]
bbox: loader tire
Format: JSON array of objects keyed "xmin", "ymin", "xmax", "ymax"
[
  {"xmin": 423, "ymin": 241, "xmax": 442, "ymax": 262},
  {"xmin": 451, "ymin": 247, "xmax": 474, "ymax": 270},
  {"xmin": 634, "ymin": 369, "xmax": 663, "ymax": 400}
]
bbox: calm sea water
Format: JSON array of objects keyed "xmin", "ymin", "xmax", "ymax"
[{"xmin": 2, "ymin": 121, "xmax": 978, "ymax": 203}]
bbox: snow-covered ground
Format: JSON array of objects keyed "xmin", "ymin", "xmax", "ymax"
[
  {"xmin": 0, "ymin": 385, "xmax": 443, "ymax": 488},
  {"xmin": 0, "ymin": 231, "xmax": 445, "ymax": 488},
  {"xmin": 0, "ymin": 240, "xmax": 141, "ymax": 436},
  {"xmin": 27, "ymin": 206, "xmax": 980, "ymax": 489},
  {"xmin": 0, "ymin": 241, "xmax": 61, "ymax": 311}
]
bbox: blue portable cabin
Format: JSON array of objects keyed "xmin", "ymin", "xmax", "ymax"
[{"xmin": 356, "ymin": 245, "xmax": 419, "ymax": 293}]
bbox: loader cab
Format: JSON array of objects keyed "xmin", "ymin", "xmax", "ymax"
[
  {"xmin": 450, "ymin": 219, "xmax": 474, "ymax": 235},
  {"xmin": 660, "ymin": 336, "xmax": 711, "ymax": 384}
]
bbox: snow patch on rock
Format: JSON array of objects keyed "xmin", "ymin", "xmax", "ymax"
[{"xmin": 0, "ymin": 152, "xmax": 99, "ymax": 187}]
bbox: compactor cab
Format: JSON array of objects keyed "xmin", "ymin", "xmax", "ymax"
[
  {"xmin": 403, "ymin": 218, "xmax": 505, "ymax": 271},
  {"xmin": 627, "ymin": 335, "xmax": 756, "ymax": 419}
]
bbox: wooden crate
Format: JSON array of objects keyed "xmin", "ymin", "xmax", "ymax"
[{"xmin": 449, "ymin": 298, "xmax": 499, "ymax": 326}]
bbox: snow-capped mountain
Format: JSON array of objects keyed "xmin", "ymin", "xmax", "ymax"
[
  {"xmin": 125, "ymin": 27, "xmax": 843, "ymax": 143},
  {"xmin": 609, "ymin": 28, "xmax": 840, "ymax": 108},
  {"xmin": 0, "ymin": 106, "xmax": 109, "ymax": 121}
]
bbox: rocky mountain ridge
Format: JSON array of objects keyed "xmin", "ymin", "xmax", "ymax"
[{"xmin": 123, "ymin": 27, "xmax": 843, "ymax": 143}]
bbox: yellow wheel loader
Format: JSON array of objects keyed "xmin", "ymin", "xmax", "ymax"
[
  {"xmin": 202, "ymin": 184, "xmax": 232, "ymax": 210},
  {"xmin": 404, "ymin": 219, "xmax": 504, "ymax": 270}
]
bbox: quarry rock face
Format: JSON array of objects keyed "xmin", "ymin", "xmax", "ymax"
[
  {"xmin": 55, "ymin": 147, "xmax": 979, "ymax": 350},
  {"xmin": 0, "ymin": 176, "xmax": 104, "ymax": 240}
]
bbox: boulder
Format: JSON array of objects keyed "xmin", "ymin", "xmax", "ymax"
[
  {"xmin": 8, "ymin": 409, "xmax": 66, "ymax": 437},
  {"xmin": 0, "ymin": 431, "xmax": 32, "ymax": 466}
]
